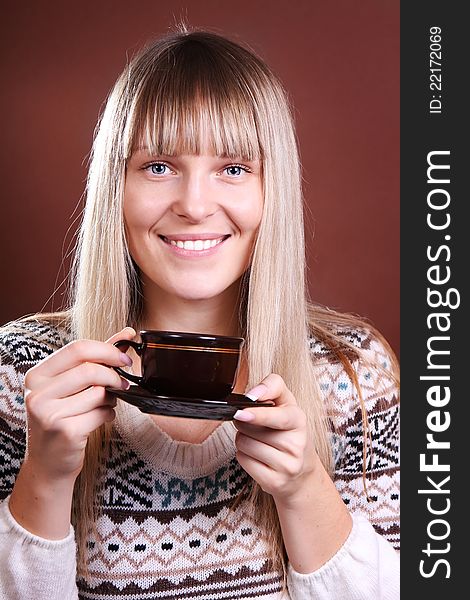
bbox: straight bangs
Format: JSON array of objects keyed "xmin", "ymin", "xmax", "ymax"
[{"xmin": 122, "ymin": 39, "xmax": 264, "ymax": 162}]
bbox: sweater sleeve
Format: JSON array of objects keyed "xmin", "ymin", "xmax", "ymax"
[
  {"xmin": 0, "ymin": 497, "xmax": 78, "ymax": 600},
  {"xmin": 0, "ymin": 320, "xmax": 79, "ymax": 599},
  {"xmin": 287, "ymin": 329, "xmax": 400, "ymax": 598},
  {"xmin": 286, "ymin": 513, "xmax": 399, "ymax": 599}
]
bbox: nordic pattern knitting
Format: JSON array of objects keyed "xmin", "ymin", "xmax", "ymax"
[{"xmin": 0, "ymin": 318, "xmax": 399, "ymax": 599}]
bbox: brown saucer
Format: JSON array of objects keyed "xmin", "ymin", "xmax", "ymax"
[{"xmin": 106, "ymin": 385, "xmax": 274, "ymax": 420}]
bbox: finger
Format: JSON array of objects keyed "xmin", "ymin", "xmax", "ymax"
[
  {"xmin": 61, "ymin": 404, "xmax": 117, "ymax": 437},
  {"xmin": 33, "ymin": 386, "xmax": 117, "ymax": 421},
  {"xmin": 30, "ymin": 361, "xmax": 127, "ymax": 399},
  {"xmin": 233, "ymin": 420, "xmax": 297, "ymax": 453},
  {"xmin": 26, "ymin": 331, "xmax": 135, "ymax": 381},
  {"xmin": 105, "ymin": 327, "xmax": 137, "ymax": 344},
  {"xmin": 234, "ymin": 404, "xmax": 305, "ymax": 431},
  {"xmin": 236, "ymin": 448, "xmax": 276, "ymax": 485},
  {"xmin": 236, "ymin": 432, "xmax": 295, "ymax": 472},
  {"xmin": 245, "ymin": 373, "xmax": 297, "ymax": 407}
]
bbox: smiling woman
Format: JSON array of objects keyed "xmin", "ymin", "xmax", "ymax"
[
  {"xmin": 124, "ymin": 150, "xmax": 263, "ymax": 312},
  {"xmin": 0, "ymin": 27, "xmax": 399, "ymax": 600}
]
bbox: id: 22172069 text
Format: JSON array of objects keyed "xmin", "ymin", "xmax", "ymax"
[{"xmin": 429, "ymin": 26, "xmax": 443, "ymax": 114}]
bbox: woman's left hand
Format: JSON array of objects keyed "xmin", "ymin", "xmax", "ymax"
[{"xmin": 234, "ymin": 373, "xmax": 318, "ymax": 503}]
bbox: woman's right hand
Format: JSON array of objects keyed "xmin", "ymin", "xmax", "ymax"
[
  {"xmin": 8, "ymin": 327, "xmax": 136, "ymax": 539},
  {"xmin": 21, "ymin": 327, "xmax": 136, "ymax": 483}
]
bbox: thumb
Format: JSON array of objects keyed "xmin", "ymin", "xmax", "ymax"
[{"xmin": 106, "ymin": 327, "xmax": 137, "ymax": 345}]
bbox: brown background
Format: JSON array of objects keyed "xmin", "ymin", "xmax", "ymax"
[{"xmin": 0, "ymin": 0, "xmax": 399, "ymax": 356}]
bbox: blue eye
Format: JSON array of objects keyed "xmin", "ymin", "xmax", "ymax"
[
  {"xmin": 148, "ymin": 163, "xmax": 169, "ymax": 175},
  {"xmin": 225, "ymin": 165, "xmax": 247, "ymax": 177}
]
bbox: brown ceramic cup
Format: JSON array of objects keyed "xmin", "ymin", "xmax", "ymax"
[{"xmin": 113, "ymin": 330, "xmax": 244, "ymax": 400}]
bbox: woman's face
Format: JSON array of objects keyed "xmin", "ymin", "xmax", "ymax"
[{"xmin": 124, "ymin": 143, "xmax": 263, "ymax": 305}]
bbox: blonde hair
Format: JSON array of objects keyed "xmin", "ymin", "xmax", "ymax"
[{"xmin": 68, "ymin": 29, "xmax": 398, "ymax": 580}]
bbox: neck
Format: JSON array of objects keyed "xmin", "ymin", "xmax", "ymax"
[{"xmin": 140, "ymin": 280, "xmax": 244, "ymax": 337}]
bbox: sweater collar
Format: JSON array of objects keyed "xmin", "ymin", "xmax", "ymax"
[{"xmin": 114, "ymin": 400, "xmax": 237, "ymax": 478}]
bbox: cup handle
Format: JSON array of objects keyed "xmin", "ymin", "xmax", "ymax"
[{"xmin": 113, "ymin": 339, "xmax": 144, "ymax": 387}]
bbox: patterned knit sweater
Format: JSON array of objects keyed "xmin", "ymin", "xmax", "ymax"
[{"xmin": 0, "ymin": 319, "xmax": 400, "ymax": 600}]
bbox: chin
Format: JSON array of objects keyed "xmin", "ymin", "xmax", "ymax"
[
  {"xmin": 149, "ymin": 272, "xmax": 244, "ymax": 303},
  {"xmin": 171, "ymin": 276, "xmax": 241, "ymax": 301},
  {"xmin": 175, "ymin": 288, "xmax": 228, "ymax": 302}
]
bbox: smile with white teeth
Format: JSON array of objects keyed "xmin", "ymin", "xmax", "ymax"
[{"xmin": 162, "ymin": 236, "xmax": 227, "ymax": 251}]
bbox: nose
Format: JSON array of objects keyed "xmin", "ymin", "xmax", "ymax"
[{"xmin": 171, "ymin": 171, "xmax": 217, "ymax": 223}]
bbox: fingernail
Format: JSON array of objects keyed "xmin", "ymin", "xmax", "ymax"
[
  {"xmin": 119, "ymin": 352, "xmax": 133, "ymax": 366},
  {"xmin": 234, "ymin": 410, "xmax": 254, "ymax": 422},
  {"xmin": 245, "ymin": 384, "xmax": 268, "ymax": 401},
  {"xmin": 121, "ymin": 378, "xmax": 131, "ymax": 390}
]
